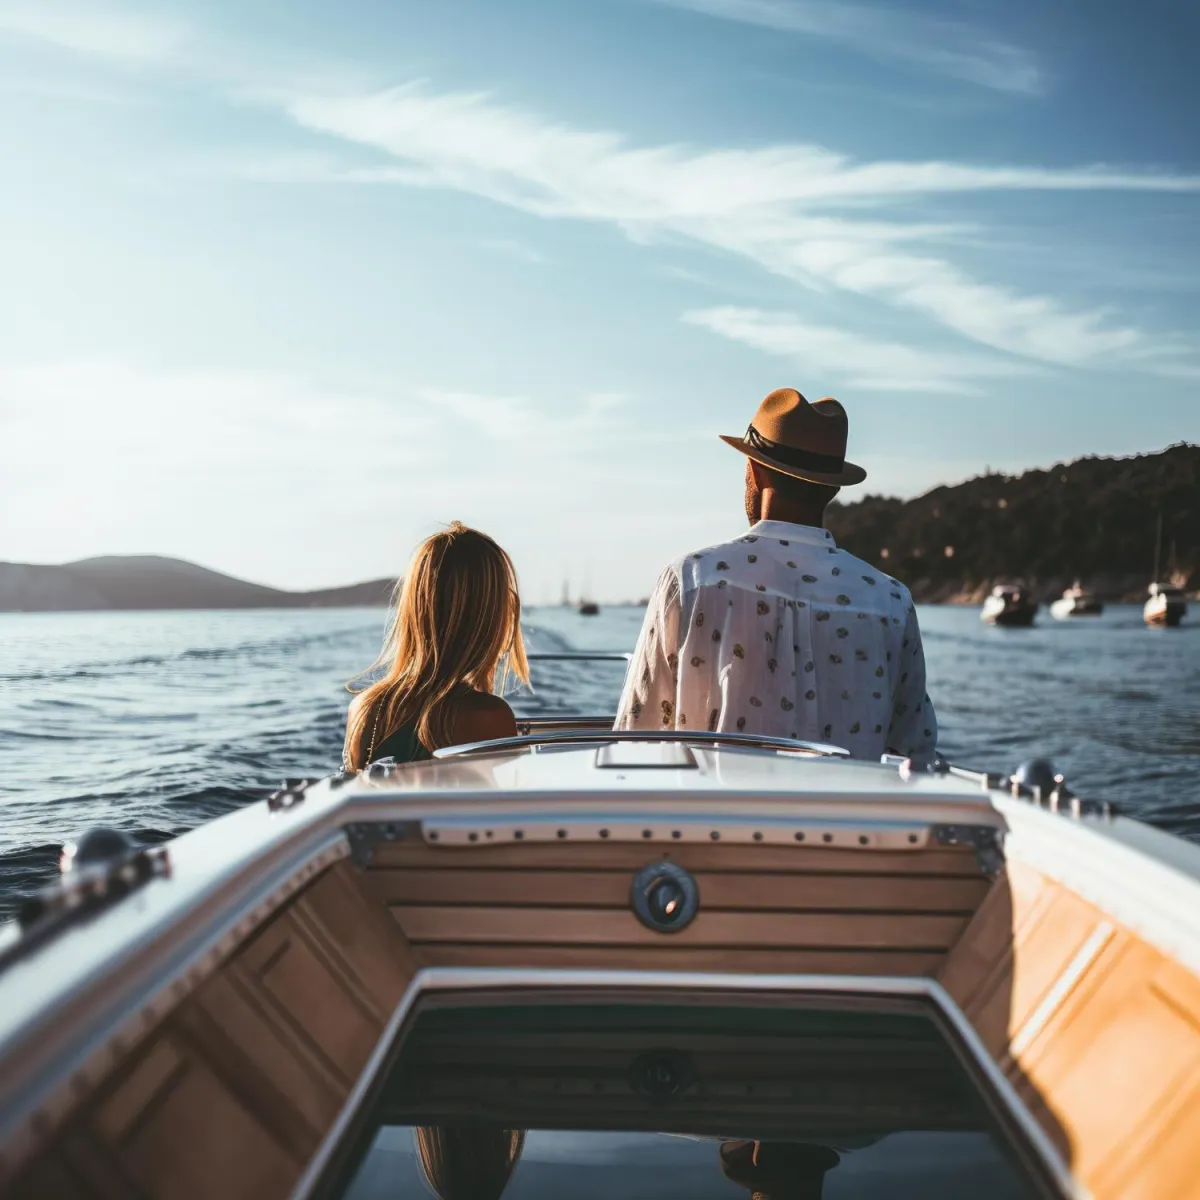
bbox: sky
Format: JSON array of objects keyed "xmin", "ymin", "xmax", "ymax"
[{"xmin": 0, "ymin": 0, "xmax": 1197, "ymax": 600}]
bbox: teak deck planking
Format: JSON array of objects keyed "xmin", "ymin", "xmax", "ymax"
[
  {"xmin": 8, "ymin": 861, "xmax": 417, "ymax": 1200},
  {"xmin": 366, "ymin": 838, "xmax": 986, "ymax": 977},
  {"xmin": 940, "ymin": 861, "xmax": 1200, "ymax": 1200}
]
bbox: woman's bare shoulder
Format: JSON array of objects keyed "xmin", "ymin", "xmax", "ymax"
[{"xmin": 450, "ymin": 691, "xmax": 517, "ymax": 744}]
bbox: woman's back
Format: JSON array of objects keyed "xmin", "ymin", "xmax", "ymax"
[
  {"xmin": 350, "ymin": 690, "xmax": 517, "ymax": 765},
  {"xmin": 343, "ymin": 523, "xmax": 527, "ymax": 771}
]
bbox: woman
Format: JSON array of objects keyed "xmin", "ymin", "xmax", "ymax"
[{"xmin": 343, "ymin": 522, "xmax": 529, "ymax": 769}]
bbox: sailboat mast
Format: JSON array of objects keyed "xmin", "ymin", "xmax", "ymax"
[{"xmin": 1152, "ymin": 511, "xmax": 1163, "ymax": 581}]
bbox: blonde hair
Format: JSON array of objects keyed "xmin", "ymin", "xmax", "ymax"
[
  {"xmin": 343, "ymin": 522, "xmax": 529, "ymax": 769},
  {"xmin": 413, "ymin": 1126, "xmax": 525, "ymax": 1200}
]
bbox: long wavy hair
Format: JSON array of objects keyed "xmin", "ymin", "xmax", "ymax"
[{"xmin": 343, "ymin": 522, "xmax": 528, "ymax": 769}]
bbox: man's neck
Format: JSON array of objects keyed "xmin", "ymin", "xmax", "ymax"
[{"xmin": 755, "ymin": 496, "xmax": 827, "ymax": 528}]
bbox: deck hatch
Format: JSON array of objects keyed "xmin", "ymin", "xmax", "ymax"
[{"xmin": 595, "ymin": 742, "xmax": 699, "ymax": 769}]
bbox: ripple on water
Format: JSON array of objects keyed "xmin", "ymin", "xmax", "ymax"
[{"xmin": 0, "ymin": 603, "xmax": 1197, "ymax": 918}]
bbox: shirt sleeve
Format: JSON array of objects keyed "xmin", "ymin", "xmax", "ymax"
[
  {"xmin": 614, "ymin": 566, "xmax": 682, "ymax": 730},
  {"xmin": 885, "ymin": 605, "xmax": 938, "ymax": 757}
]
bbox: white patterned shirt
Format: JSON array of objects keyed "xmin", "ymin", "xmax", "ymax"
[{"xmin": 615, "ymin": 520, "xmax": 937, "ymax": 759}]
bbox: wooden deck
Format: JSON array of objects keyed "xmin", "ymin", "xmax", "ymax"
[{"xmin": 10, "ymin": 821, "xmax": 1200, "ymax": 1200}]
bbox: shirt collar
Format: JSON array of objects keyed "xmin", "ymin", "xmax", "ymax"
[{"xmin": 746, "ymin": 520, "xmax": 837, "ymax": 549}]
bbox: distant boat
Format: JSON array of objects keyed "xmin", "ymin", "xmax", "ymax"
[
  {"xmin": 578, "ymin": 600, "xmax": 600, "ymax": 616},
  {"xmin": 981, "ymin": 583, "xmax": 1037, "ymax": 627},
  {"xmin": 1050, "ymin": 582, "xmax": 1103, "ymax": 619},
  {"xmin": 1145, "ymin": 582, "xmax": 1186, "ymax": 627},
  {"xmin": 1145, "ymin": 514, "xmax": 1187, "ymax": 627}
]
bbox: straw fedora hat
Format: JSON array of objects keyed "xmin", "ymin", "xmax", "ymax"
[{"xmin": 720, "ymin": 388, "xmax": 866, "ymax": 487}]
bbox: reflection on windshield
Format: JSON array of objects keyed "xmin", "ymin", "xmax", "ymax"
[{"xmin": 335, "ymin": 996, "xmax": 1037, "ymax": 1199}]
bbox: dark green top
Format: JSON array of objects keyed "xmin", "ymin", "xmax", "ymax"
[{"xmin": 362, "ymin": 719, "xmax": 432, "ymax": 765}]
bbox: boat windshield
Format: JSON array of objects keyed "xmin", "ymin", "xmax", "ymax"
[{"xmin": 323, "ymin": 993, "xmax": 1044, "ymax": 1200}]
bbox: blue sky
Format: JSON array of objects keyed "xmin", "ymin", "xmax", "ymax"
[{"xmin": 1, "ymin": 0, "xmax": 1197, "ymax": 599}]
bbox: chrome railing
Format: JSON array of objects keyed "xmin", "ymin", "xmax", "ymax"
[
  {"xmin": 435, "ymin": 729, "xmax": 850, "ymax": 759},
  {"xmin": 516, "ymin": 654, "xmax": 629, "ymax": 735},
  {"xmin": 526, "ymin": 652, "xmax": 631, "ymax": 663},
  {"xmin": 515, "ymin": 715, "xmax": 616, "ymax": 736}
]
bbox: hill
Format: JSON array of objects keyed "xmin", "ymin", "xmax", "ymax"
[
  {"xmin": 4, "ymin": 445, "xmax": 1195, "ymax": 610},
  {"xmin": 826, "ymin": 443, "xmax": 1198, "ymax": 603},
  {"xmin": 0, "ymin": 556, "xmax": 394, "ymax": 612}
]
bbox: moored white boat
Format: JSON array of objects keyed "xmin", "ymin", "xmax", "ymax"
[
  {"xmin": 981, "ymin": 584, "xmax": 1037, "ymax": 626},
  {"xmin": 1144, "ymin": 582, "xmax": 1187, "ymax": 627},
  {"xmin": 3, "ymin": 702, "xmax": 1200, "ymax": 1198},
  {"xmin": 1049, "ymin": 582, "xmax": 1103, "ymax": 619}
]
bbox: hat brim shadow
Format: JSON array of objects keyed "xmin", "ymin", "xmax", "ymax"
[{"xmin": 719, "ymin": 435, "xmax": 867, "ymax": 487}]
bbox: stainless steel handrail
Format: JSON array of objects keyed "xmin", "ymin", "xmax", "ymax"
[
  {"xmin": 526, "ymin": 653, "xmax": 632, "ymax": 662},
  {"xmin": 434, "ymin": 729, "xmax": 850, "ymax": 759},
  {"xmin": 515, "ymin": 715, "xmax": 616, "ymax": 735}
]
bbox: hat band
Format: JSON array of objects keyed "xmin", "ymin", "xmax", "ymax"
[{"xmin": 744, "ymin": 424, "xmax": 845, "ymax": 472}]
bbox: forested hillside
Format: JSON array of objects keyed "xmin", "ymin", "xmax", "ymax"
[{"xmin": 826, "ymin": 443, "xmax": 1198, "ymax": 603}]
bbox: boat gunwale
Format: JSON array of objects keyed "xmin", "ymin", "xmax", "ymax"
[{"xmin": 6, "ymin": 746, "xmax": 1200, "ymax": 1195}]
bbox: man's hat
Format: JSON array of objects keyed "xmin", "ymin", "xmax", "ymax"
[{"xmin": 720, "ymin": 388, "xmax": 866, "ymax": 487}]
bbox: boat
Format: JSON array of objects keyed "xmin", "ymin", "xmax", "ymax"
[
  {"xmin": 1145, "ymin": 512, "xmax": 1188, "ymax": 627},
  {"xmin": 5, "ymin": 662, "xmax": 1200, "ymax": 1198},
  {"xmin": 981, "ymin": 583, "xmax": 1037, "ymax": 626},
  {"xmin": 561, "ymin": 576, "xmax": 600, "ymax": 615},
  {"xmin": 1145, "ymin": 581, "xmax": 1187, "ymax": 627},
  {"xmin": 1049, "ymin": 583, "xmax": 1103, "ymax": 619},
  {"xmin": 1142, "ymin": 513, "xmax": 1190, "ymax": 633}
]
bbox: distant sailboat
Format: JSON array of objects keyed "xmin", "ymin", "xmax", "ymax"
[
  {"xmin": 1050, "ymin": 581, "xmax": 1103, "ymax": 619},
  {"xmin": 981, "ymin": 583, "xmax": 1036, "ymax": 627},
  {"xmin": 561, "ymin": 574, "xmax": 599, "ymax": 615},
  {"xmin": 1145, "ymin": 514, "xmax": 1187, "ymax": 627},
  {"xmin": 577, "ymin": 569, "xmax": 600, "ymax": 616}
]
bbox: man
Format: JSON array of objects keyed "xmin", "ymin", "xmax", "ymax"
[{"xmin": 615, "ymin": 387, "xmax": 936, "ymax": 759}]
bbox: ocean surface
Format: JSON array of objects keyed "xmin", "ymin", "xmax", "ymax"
[{"xmin": 1, "ymin": 604, "xmax": 1197, "ymax": 918}]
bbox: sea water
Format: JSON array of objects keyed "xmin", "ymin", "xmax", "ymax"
[{"xmin": 1, "ymin": 604, "xmax": 1197, "ymax": 917}]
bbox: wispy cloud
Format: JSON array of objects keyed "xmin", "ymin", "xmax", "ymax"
[
  {"xmin": 0, "ymin": 3, "xmax": 371, "ymax": 99},
  {"xmin": 282, "ymin": 83, "xmax": 1200, "ymax": 369},
  {"xmin": 686, "ymin": 306, "xmax": 1035, "ymax": 393},
  {"xmin": 0, "ymin": 3, "xmax": 186, "ymax": 64},
  {"xmin": 650, "ymin": 0, "xmax": 1043, "ymax": 95},
  {"xmin": 5, "ymin": 12, "xmax": 1197, "ymax": 384}
]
